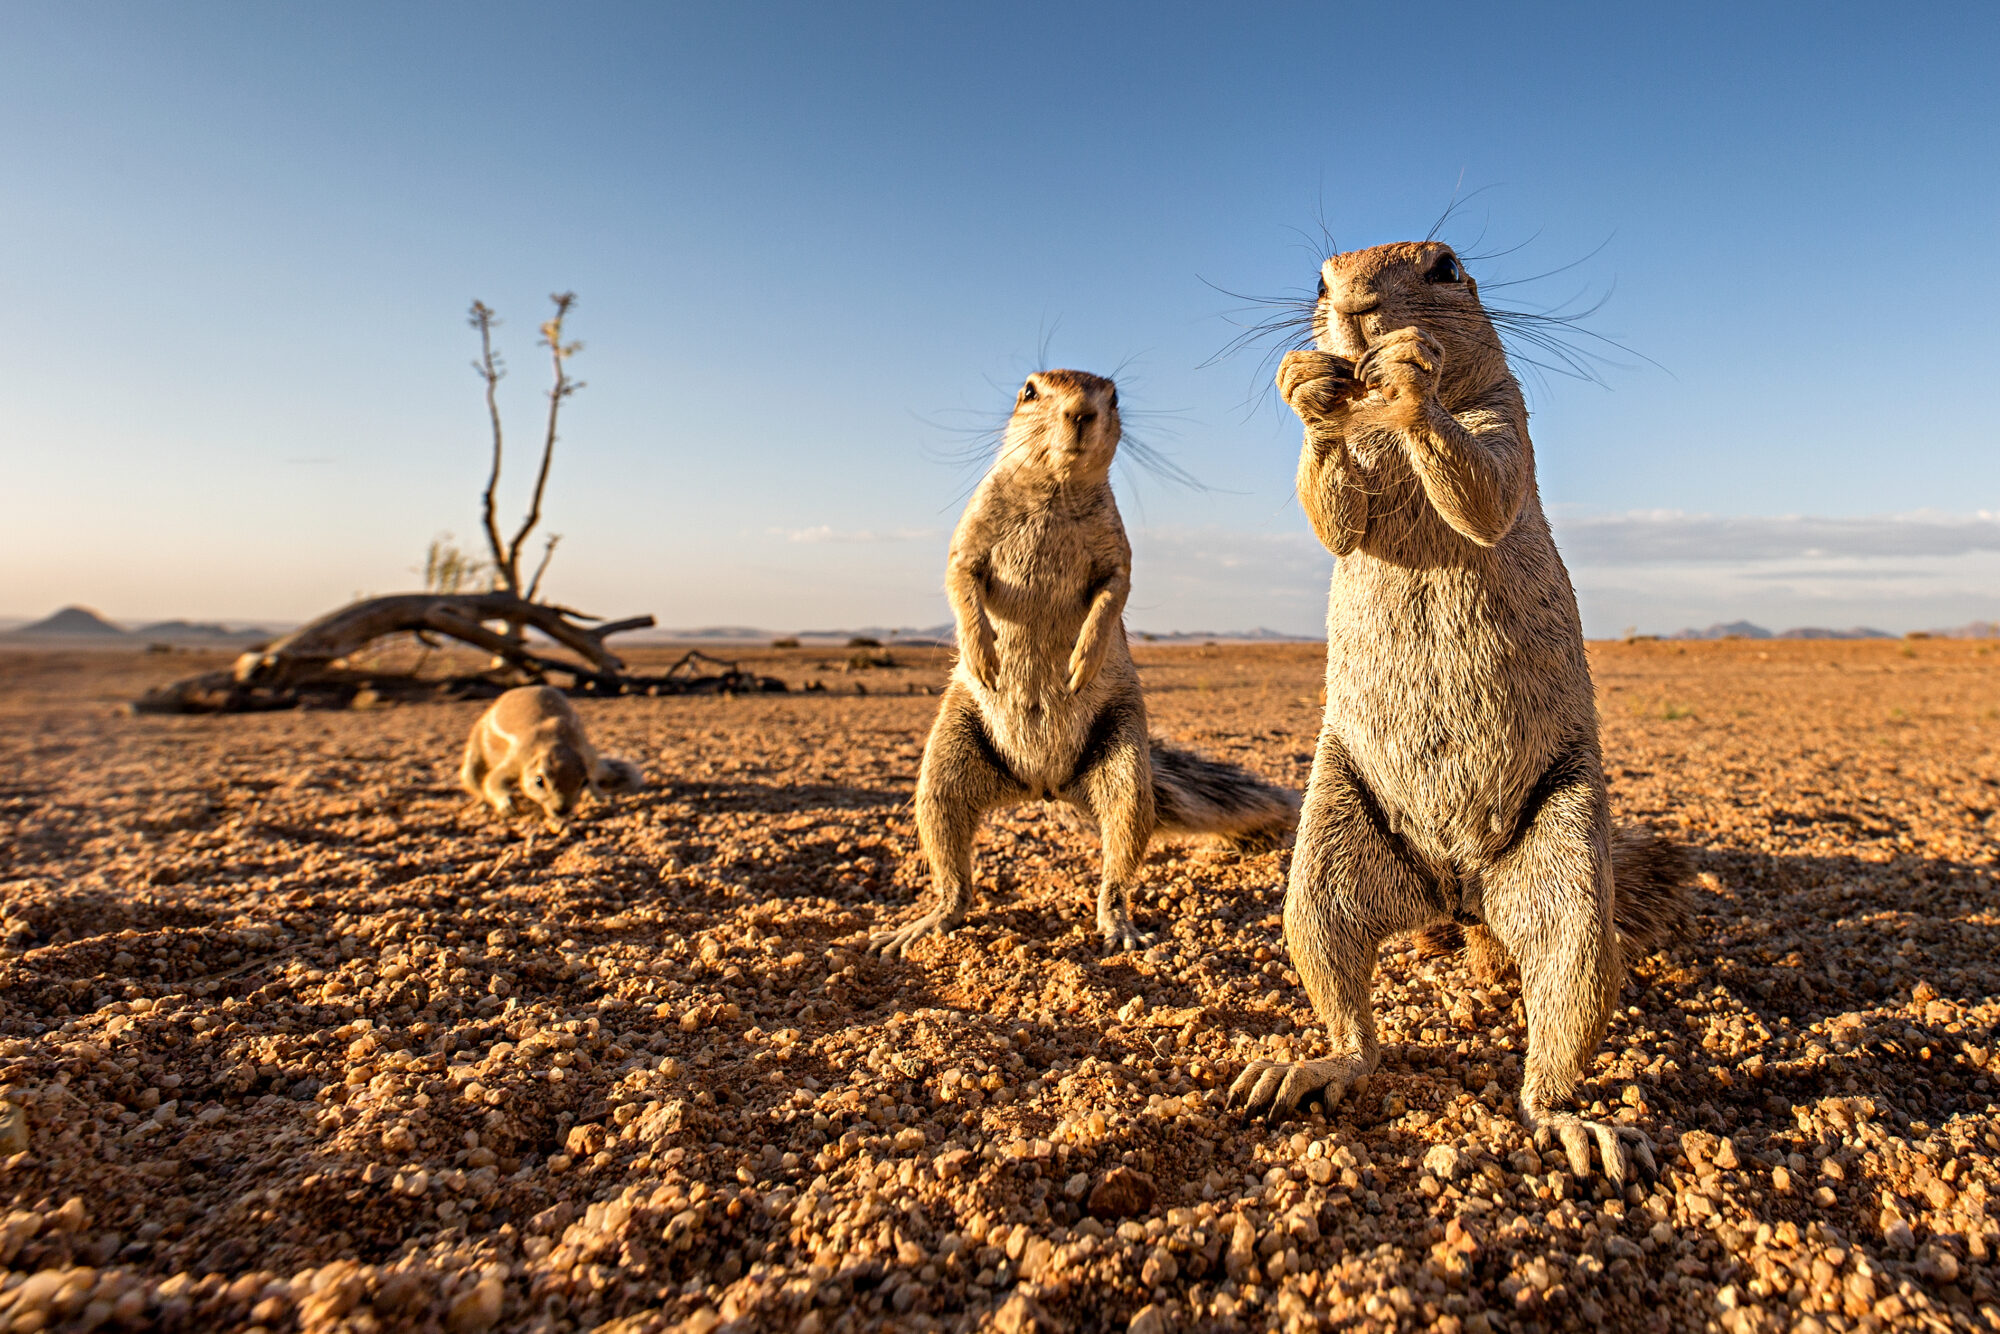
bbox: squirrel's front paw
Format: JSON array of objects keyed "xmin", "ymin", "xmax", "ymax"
[
  {"xmin": 1066, "ymin": 638, "xmax": 1105, "ymax": 694},
  {"xmin": 1354, "ymin": 327, "xmax": 1443, "ymax": 418},
  {"xmin": 961, "ymin": 626, "xmax": 999, "ymax": 688},
  {"xmin": 1277, "ymin": 350, "xmax": 1360, "ymax": 426}
]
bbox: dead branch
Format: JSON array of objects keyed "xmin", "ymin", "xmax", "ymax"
[
  {"xmin": 470, "ymin": 301, "xmax": 512, "ymax": 592},
  {"xmin": 230, "ymin": 592, "xmax": 653, "ymax": 686},
  {"xmin": 524, "ymin": 534, "xmax": 561, "ymax": 602},
  {"xmin": 505, "ymin": 292, "xmax": 579, "ymax": 590}
]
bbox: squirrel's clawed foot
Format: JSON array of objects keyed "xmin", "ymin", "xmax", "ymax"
[
  {"xmin": 869, "ymin": 910, "xmax": 960, "ymax": 960},
  {"xmin": 1228, "ymin": 1055, "xmax": 1372, "ymax": 1123},
  {"xmin": 1529, "ymin": 1113, "xmax": 1659, "ymax": 1191},
  {"xmin": 1097, "ymin": 918, "xmax": 1156, "ymax": 955}
]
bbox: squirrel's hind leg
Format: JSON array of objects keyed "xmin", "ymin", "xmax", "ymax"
[
  {"xmin": 871, "ymin": 686, "xmax": 1027, "ymax": 960},
  {"xmin": 1231, "ymin": 737, "xmax": 1436, "ymax": 1121},
  {"xmin": 1060, "ymin": 699, "xmax": 1157, "ymax": 955},
  {"xmin": 1482, "ymin": 765, "xmax": 1658, "ymax": 1192}
]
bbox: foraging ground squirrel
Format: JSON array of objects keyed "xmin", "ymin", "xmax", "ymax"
[
  {"xmin": 460, "ymin": 685, "xmax": 644, "ymax": 832},
  {"xmin": 872, "ymin": 370, "xmax": 1298, "ymax": 958},
  {"xmin": 1230, "ymin": 243, "xmax": 1688, "ymax": 1188}
]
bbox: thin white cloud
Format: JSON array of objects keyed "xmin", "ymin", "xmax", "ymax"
[
  {"xmin": 1132, "ymin": 513, "xmax": 2000, "ymax": 637},
  {"xmin": 1551, "ymin": 509, "xmax": 2000, "ymax": 565},
  {"xmin": 1555, "ymin": 511, "xmax": 2000, "ymax": 635},
  {"xmin": 777, "ymin": 525, "xmax": 944, "ymax": 544}
]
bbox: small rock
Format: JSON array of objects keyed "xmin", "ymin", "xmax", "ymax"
[
  {"xmin": 445, "ymin": 1276, "xmax": 504, "ymax": 1333},
  {"xmin": 993, "ymin": 1289, "xmax": 1055, "ymax": 1334},
  {"xmin": 1140, "ymin": 1245, "xmax": 1178, "ymax": 1286},
  {"xmin": 0, "ymin": 1102, "xmax": 27, "ymax": 1155},
  {"xmin": 1128, "ymin": 1302, "xmax": 1170, "ymax": 1334},
  {"xmin": 1920, "ymin": 1246, "xmax": 1961, "ymax": 1285},
  {"xmin": 1086, "ymin": 1166, "xmax": 1157, "ymax": 1219},
  {"xmin": 1223, "ymin": 1213, "xmax": 1256, "ymax": 1281},
  {"xmin": 1423, "ymin": 1143, "xmax": 1464, "ymax": 1181}
]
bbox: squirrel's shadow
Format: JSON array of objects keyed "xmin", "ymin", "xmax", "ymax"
[{"xmin": 1630, "ymin": 845, "xmax": 1996, "ymax": 1193}]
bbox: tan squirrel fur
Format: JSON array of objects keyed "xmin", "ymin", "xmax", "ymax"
[
  {"xmin": 1228, "ymin": 242, "xmax": 1689, "ymax": 1189},
  {"xmin": 872, "ymin": 370, "xmax": 1298, "ymax": 958},
  {"xmin": 459, "ymin": 686, "xmax": 644, "ymax": 833}
]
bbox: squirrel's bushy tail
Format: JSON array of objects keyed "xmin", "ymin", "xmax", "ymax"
[
  {"xmin": 1147, "ymin": 739, "xmax": 1300, "ymax": 851},
  {"xmin": 1413, "ymin": 823, "xmax": 1690, "ymax": 977}
]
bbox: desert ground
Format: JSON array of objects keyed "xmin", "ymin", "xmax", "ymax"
[{"xmin": 1, "ymin": 638, "xmax": 1997, "ymax": 1334}]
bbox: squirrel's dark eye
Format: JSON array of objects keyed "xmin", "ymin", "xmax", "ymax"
[
  {"xmin": 1316, "ymin": 275, "xmax": 1328, "ymax": 299},
  {"xmin": 1424, "ymin": 254, "xmax": 1463, "ymax": 284},
  {"xmin": 1108, "ymin": 389, "xmax": 1118, "ymax": 409},
  {"xmin": 1021, "ymin": 382, "xmax": 1038, "ymax": 401}
]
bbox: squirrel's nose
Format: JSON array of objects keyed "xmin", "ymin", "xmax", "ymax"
[
  {"xmin": 1065, "ymin": 411, "xmax": 1096, "ymax": 429},
  {"xmin": 1330, "ymin": 293, "xmax": 1380, "ymax": 316}
]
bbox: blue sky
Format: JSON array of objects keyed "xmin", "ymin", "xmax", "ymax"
[{"xmin": 3, "ymin": 2, "xmax": 1996, "ymax": 636}]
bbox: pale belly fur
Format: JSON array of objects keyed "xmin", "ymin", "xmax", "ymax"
[
  {"xmin": 1320, "ymin": 531, "xmax": 1593, "ymax": 872},
  {"xmin": 958, "ymin": 514, "xmax": 1136, "ymax": 794}
]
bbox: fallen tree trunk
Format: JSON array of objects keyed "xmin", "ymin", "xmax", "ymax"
[
  {"xmin": 231, "ymin": 591, "xmax": 651, "ymax": 685},
  {"xmin": 134, "ymin": 594, "xmax": 788, "ymax": 714}
]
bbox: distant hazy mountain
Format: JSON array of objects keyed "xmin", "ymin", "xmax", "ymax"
[
  {"xmin": 1664, "ymin": 620, "xmax": 1976, "ymax": 640},
  {"xmin": 1774, "ymin": 626, "xmax": 1895, "ymax": 640},
  {"xmin": 135, "ymin": 620, "xmax": 272, "ymax": 644},
  {"xmin": 1668, "ymin": 620, "xmax": 1772, "ymax": 640},
  {"xmin": 7, "ymin": 606, "xmax": 130, "ymax": 637},
  {"xmin": 4, "ymin": 607, "xmax": 279, "ymax": 645}
]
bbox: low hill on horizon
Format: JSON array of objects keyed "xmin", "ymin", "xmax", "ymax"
[
  {"xmin": 1666, "ymin": 620, "xmax": 1997, "ymax": 641},
  {"xmin": 3, "ymin": 606, "xmax": 272, "ymax": 644},
  {"xmin": 7, "ymin": 606, "xmax": 129, "ymax": 637}
]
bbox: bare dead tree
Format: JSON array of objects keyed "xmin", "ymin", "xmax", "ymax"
[{"xmin": 133, "ymin": 292, "xmax": 794, "ymax": 712}]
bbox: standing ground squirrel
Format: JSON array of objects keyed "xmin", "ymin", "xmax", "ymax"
[
  {"xmin": 460, "ymin": 685, "xmax": 644, "ymax": 833},
  {"xmin": 872, "ymin": 370, "xmax": 1298, "ymax": 957},
  {"xmin": 1230, "ymin": 242, "xmax": 1689, "ymax": 1188}
]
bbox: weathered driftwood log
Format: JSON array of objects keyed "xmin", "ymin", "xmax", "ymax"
[
  {"xmin": 136, "ymin": 648, "xmax": 788, "ymax": 715},
  {"xmin": 232, "ymin": 591, "xmax": 653, "ymax": 686},
  {"xmin": 132, "ymin": 593, "xmax": 789, "ymax": 714}
]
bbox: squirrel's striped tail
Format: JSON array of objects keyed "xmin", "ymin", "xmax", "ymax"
[{"xmin": 1147, "ymin": 739, "xmax": 1300, "ymax": 851}]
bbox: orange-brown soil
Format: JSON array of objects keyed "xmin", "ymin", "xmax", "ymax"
[{"xmin": 1, "ymin": 639, "xmax": 1997, "ymax": 1332}]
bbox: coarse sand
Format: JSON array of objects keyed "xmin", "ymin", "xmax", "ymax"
[{"xmin": 1, "ymin": 639, "xmax": 1996, "ymax": 1332}]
